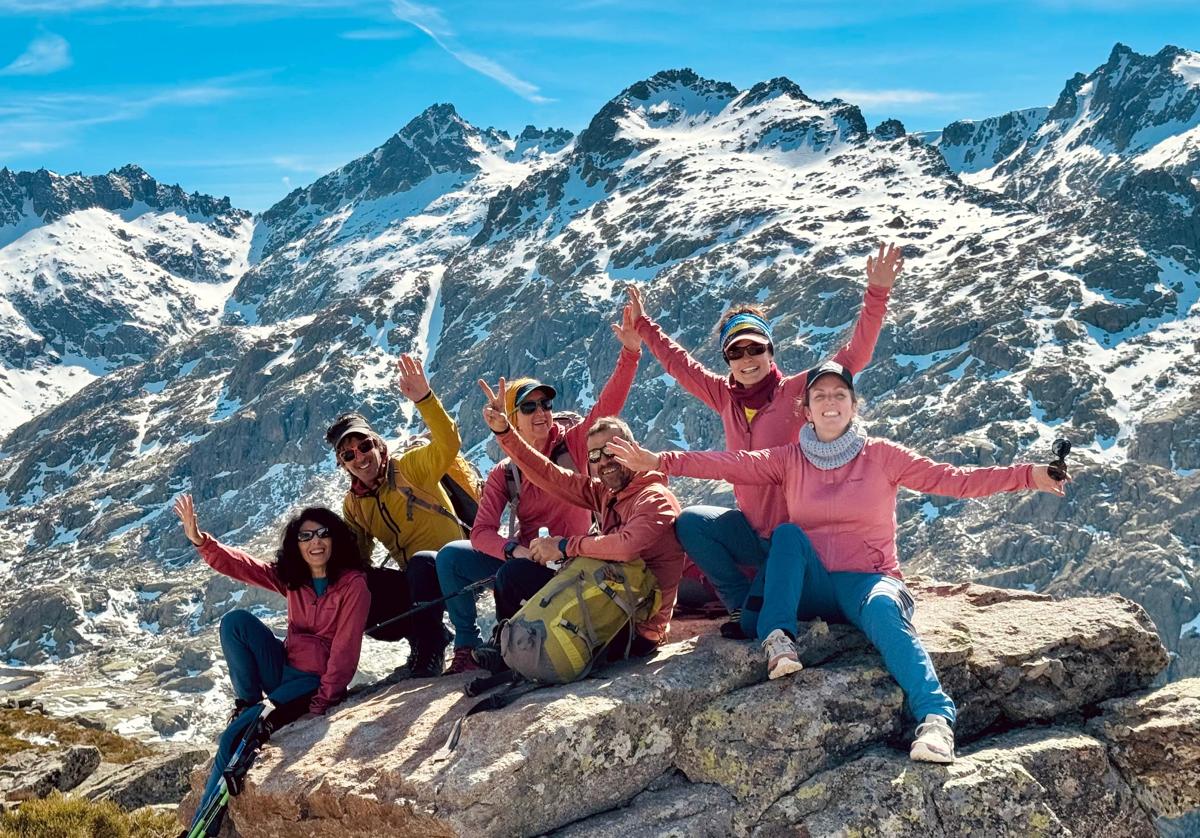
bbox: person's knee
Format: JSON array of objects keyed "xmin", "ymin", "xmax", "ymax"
[
  {"xmin": 219, "ymin": 608, "xmax": 256, "ymax": 640},
  {"xmin": 859, "ymin": 592, "xmax": 906, "ymax": 629},
  {"xmin": 675, "ymin": 507, "xmax": 710, "ymax": 542}
]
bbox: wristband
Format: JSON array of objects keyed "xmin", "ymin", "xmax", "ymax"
[
  {"xmin": 493, "ymin": 425, "xmax": 511, "ymax": 435},
  {"xmin": 503, "ymin": 540, "xmax": 518, "ymax": 561},
  {"xmin": 415, "ymin": 389, "xmax": 433, "ymax": 403}
]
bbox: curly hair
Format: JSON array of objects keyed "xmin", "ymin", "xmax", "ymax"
[{"xmin": 274, "ymin": 507, "xmax": 368, "ymax": 590}]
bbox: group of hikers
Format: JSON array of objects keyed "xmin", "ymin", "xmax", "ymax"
[{"xmin": 173, "ymin": 242, "xmax": 1070, "ymax": 834}]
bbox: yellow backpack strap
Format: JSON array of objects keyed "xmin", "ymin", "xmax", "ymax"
[{"xmin": 389, "ymin": 458, "xmax": 469, "ymax": 529}]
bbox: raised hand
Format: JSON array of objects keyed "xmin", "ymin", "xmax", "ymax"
[
  {"xmin": 1031, "ymin": 465, "xmax": 1069, "ymax": 497},
  {"xmin": 478, "ymin": 377, "xmax": 510, "ymax": 433},
  {"xmin": 173, "ymin": 494, "xmax": 204, "ymax": 546},
  {"xmin": 396, "ymin": 354, "xmax": 433, "ymax": 402},
  {"xmin": 611, "ymin": 300, "xmax": 641, "ymax": 351},
  {"xmin": 625, "ymin": 285, "xmax": 645, "ymax": 322},
  {"xmin": 607, "ymin": 436, "xmax": 661, "ymax": 472},
  {"xmin": 865, "ymin": 242, "xmax": 904, "ymax": 290}
]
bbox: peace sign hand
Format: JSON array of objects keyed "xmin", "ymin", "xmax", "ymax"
[
  {"xmin": 866, "ymin": 242, "xmax": 904, "ymax": 290},
  {"xmin": 478, "ymin": 377, "xmax": 510, "ymax": 433},
  {"xmin": 397, "ymin": 354, "xmax": 433, "ymax": 402}
]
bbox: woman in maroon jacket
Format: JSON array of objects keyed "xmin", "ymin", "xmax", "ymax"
[{"xmin": 174, "ymin": 495, "xmax": 371, "ymax": 818}]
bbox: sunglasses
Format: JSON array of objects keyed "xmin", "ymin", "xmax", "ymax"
[
  {"xmin": 587, "ymin": 445, "xmax": 617, "ymax": 464},
  {"xmin": 516, "ymin": 398, "xmax": 554, "ymax": 416},
  {"xmin": 724, "ymin": 343, "xmax": 769, "ymax": 361},
  {"xmin": 338, "ymin": 439, "xmax": 374, "ymax": 462},
  {"xmin": 1047, "ymin": 438, "xmax": 1072, "ymax": 481},
  {"xmin": 297, "ymin": 527, "xmax": 331, "ymax": 542}
]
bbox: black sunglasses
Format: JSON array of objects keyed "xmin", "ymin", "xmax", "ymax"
[
  {"xmin": 724, "ymin": 343, "xmax": 769, "ymax": 361},
  {"xmin": 517, "ymin": 398, "xmax": 554, "ymax": 415},
  {"xmin": 587, "ymin": 445, "xmax": 617, "ymax": 464},
  {"xmin": 297, "ymin": 526, "xmax": 331, "ymax": 542},
  {"xmin": 1047, "ymin": 438, "xmax": 1072, "ymax": 481},
  {"xmin": 338, "ymin": 439, "xmax": 374, "ymax": 462}
]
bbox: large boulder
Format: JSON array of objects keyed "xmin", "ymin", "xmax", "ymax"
[
  {"xmin": 189, "ymin": 582, "xmax": 1174, "ymax": 837},
  {"xmin": 74, "ymin": 748, "xmax": 209, "ymax": 810}
]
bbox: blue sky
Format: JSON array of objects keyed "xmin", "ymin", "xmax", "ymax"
[{"xmin": 1, "ymin": 0, "xmax": 1198, "ymax": 211}]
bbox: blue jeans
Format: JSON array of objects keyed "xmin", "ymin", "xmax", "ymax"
[
  {"xmin": 198, "ymin": 610, "xmax": 320, "ymax": 817},
  {"xmin": 675, "ymin": 505, "xmax": 768, "ymax": 637},
  {"xmin": 436, "ymin": 540, "xmax": 503, "ymax": 649},
  {"xmin": 762, "ymin": 524, "xmax": 956, "ymax": 725}
]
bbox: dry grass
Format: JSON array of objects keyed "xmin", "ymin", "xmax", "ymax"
[{"xmin": 0, "ymin": 792, "xmax": 178, "ymax": 838}]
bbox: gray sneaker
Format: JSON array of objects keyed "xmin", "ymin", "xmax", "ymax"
[
  {"xmin": 910, "ymin": 714, "xmax": 955, "ymax": 763},
  {"xmin": 762, "ymin": 629, "xmax": 803, "ymax": 680}
]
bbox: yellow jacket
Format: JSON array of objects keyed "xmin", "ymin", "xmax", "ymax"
[{"xmin": 341, "ymin": 393, "xmax": 464, "ymax": 570}]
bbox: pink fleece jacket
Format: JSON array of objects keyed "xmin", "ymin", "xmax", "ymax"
[
  {"xmin": 497, "ymin": 428, "xmax": 686, "ymax": 644},
  {"xmin": 659, "ymin": 438, "xmax": 1036, "ymax": 577},
  {"xmin": 199, "ymin": 537, "xmax": 371, "ymax": 715},
  {"xmin": 471, "ymin": 347, "xmax": 641, "ymax": 558},
  {"xmin": 636, "ymin": 284, "xmax": 889, "ymax": 538}
]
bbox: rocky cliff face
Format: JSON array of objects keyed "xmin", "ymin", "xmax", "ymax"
[
  {"xmin": 180, "ymin": 582, "xmax": 1200, "ymax": 837},
  {"xmin": 1, "ymin": 46, "xmax": 1198, "ymax": 748}
]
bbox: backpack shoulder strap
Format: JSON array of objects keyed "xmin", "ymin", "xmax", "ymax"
[{"xmin": 389, "ymin": 458, "xmax": 470, "ymax": 530}]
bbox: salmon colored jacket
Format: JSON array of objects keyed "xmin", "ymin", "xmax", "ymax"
[
  {"xmin": 636, "ymin": 284, "xmax": 890, "ymax": 537},
  {"xmin": 199, "ymin": 537, "xmax": 370, "ymax": 715},
  {"xmin": 659, "ymin": 438, "xmax": 1036, "ymax": 577},
  {"xmin": 497, "ymin": 427, "xmax": 686, "ymax": 644},
  {"xmin": 471, "ymin": 347, "xmax": 641, "ymax": 558}
]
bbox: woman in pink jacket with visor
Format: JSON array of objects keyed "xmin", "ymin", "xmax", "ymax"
[
  {"xmin": 609, "ymin": 361, "xmax": 1068, "ymax": 765},
  {"xmin": 628, "ymin": 243, "xmax": 901, "ymax": 638}
]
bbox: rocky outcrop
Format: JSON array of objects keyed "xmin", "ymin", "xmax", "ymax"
[
  {"xmin": 75, "ymin": 748, "xmax": 208, "ymax": 810},
  {"xmin": 0, "ymin": 746, "xmax": 101, "ymax": 801},
  {"xmin": 186, "ymin": 582, "xmax": 1191, "ymax": 837}
]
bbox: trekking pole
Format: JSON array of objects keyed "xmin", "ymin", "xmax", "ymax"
[{"xmin": 365, "ymin": 575, "xmax": 497, "ymax": 636}]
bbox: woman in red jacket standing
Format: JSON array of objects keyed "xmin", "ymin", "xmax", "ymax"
[
  {"xmin": 610, "ymin": 362, "xmax": 1068, "ymax": 764},
  {"xmin": 174, "ymin": 495, "xmax": 371, "ymax": 819},
  {"xmin": 628, "ymin": 243, "xmax": 901, "ymax": 637}
]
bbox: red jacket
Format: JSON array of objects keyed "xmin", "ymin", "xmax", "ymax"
[
  {"xmin": 660, "ymin": 438, "xmax": 1036, "ymax": 577},
  {"xmin": 497, "ymin": 428, "xmax": 686, "ymax": 644},
  {"xmin": 636, "ymin": 284, "xmax": 889, "ymax": 537},
  {"xmin": 199, "ymin": 537, "xmax": 370, "ymax": 715},
  {"xmin": 471, "ymin": 347, "xmax": 641, "ymax": 558}
]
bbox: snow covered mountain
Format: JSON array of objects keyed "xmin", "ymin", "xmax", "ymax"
[
  {"xmin": 1, "ymin": 48, "xmax": 1198, "ymax": 741},
  {"xmin": 0, "ymin": 165, "xmax": 252, "ymax": 437}
]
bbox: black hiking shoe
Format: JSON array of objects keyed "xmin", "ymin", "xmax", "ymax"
[
  {"xmin": 470, "ymin": 622, "xmax": 509, "ymax": 674},
  {"xmin": 720, "ymin": 609, "xmax": 750, "ymax": 640},
  {"xmin": 407, "ymin": 627, "xmax": 450, "ymax": 678}
]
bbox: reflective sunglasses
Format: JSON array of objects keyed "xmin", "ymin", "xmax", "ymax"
[
  {"xmin": 517, "ymin": 398, "xmax": 554, "ymax": 415},
  {"xmin": 338, "ymin": 439, "xmax": 374, "ymax": 462},
  {"xmin": 587, "ymin": 445, "xmax": 617, "ymax": 464},
  {"xmin": 297, "ymin": 527, "xmax": 331, "ymax": 542},
  {"xmin": 724, "ymin": 343, "xmax": 769, "ymax": 361}
]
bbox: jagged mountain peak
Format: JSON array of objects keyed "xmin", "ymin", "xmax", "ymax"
[{"xmin": 735, "ymin": 76, "xmax": 814, "ymax": 109}]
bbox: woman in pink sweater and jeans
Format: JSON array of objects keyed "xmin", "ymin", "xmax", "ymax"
[
  {"xmin": 610, "ymin": 362, "xmax": 1067, "ymax": 764},
  {"xmin": 628, "ymin": 243, "xmax": 901, "ymax": 637}
]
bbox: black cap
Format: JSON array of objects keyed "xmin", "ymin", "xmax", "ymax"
[
  {"xmin": 325, "ymin": 412, "xmax": 375, "ymax": 449},
  {"xmin": 512, "ymin": 380, "xmax": 558, "ymax": 408},
  {"xmin": 804, "ymin": 361, "xmax": 854, "ymax": 398}
]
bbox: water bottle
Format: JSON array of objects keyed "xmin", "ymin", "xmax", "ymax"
[{"xmin": 539, "ymin": 526, "xmax": 562, "ymax": 571}]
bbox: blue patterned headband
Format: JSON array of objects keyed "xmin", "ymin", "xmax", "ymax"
[{"xmin": 720, "ymin": 312, "xmax": 773, "ymax": 349}]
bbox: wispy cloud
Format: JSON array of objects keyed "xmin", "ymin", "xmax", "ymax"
[
  {"xmin": 815, "ymin": 88, "xmax": 975, "ymax": 110},
  {"xmin": 391, "ymin": 0, "xmax": 551, "ymax": 104},
  {"xmin": 0, "ymin": 73, "xmax": 266, "ymax": 159},
  {"xmin": 1, "ymin": 33, "xmax": 72, "ymax": 76},
  {"xmin": 340, "ymin": 27, "xmax": 413, "ymax": 40}
]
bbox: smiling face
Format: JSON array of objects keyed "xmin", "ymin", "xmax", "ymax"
[
  {"xmin": 805, "ymin": 374, "xmax": 857, "ymax": 441},
  {"xmin": 587, "ymin": 429, "xmax": 635, "ymax": 492},
  {"xmin": 513, "ymin": 388, "xmax": 554, "ymax": 447},
  {"xmin": 297, "ymin": 519, "xmax": 332, "ymax": 576},
  {"xmin": 726, "ymin": 339, "xmax": 774, "ymax": 387},
  {"xmin": 336, "ymin": 432, "xmax": 384, "ymax": 489}
]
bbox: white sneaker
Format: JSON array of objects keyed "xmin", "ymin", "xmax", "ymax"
[
  {"xmin": 910, "ymin": 714, "xmax": 955, "ymax": 763},
  {"xmin": 762, "ymin": 629, "xmax": 803, "ymax": 680}
]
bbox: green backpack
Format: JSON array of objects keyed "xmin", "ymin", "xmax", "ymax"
[{"xmin": 500, "ymin": 556, "xmax": 661, "ymax": 684}]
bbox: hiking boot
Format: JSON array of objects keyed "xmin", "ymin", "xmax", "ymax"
[
  {"xmin": 470, "ymin": 640, "xmax": 509, "ymax": 674},
  {"xmin": 720, "ymin": 609, "xmax": 750, "ymax": 640},
  {"xmin": 227, "ymin": 698, "xmax": 256, "ymax": 725},
  {"xmin": 910, "ymin": 714, "xmax": 955, "ymax": 764},
  {"xmin": 762, "ymin": 629, "xmax": 803, "ymax": 680},
  {"xmin": 444, "ymin": 647, "xmax": 483, "ymax": 675},
  {"xmin": 407, "ymin": 638, "xmax": 447, "ymax": 678}
]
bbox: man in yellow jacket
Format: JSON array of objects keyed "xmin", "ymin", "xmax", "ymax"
[{"xmin": 325, "ymin": 353, "xmax": 464, "ymax": 676}]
